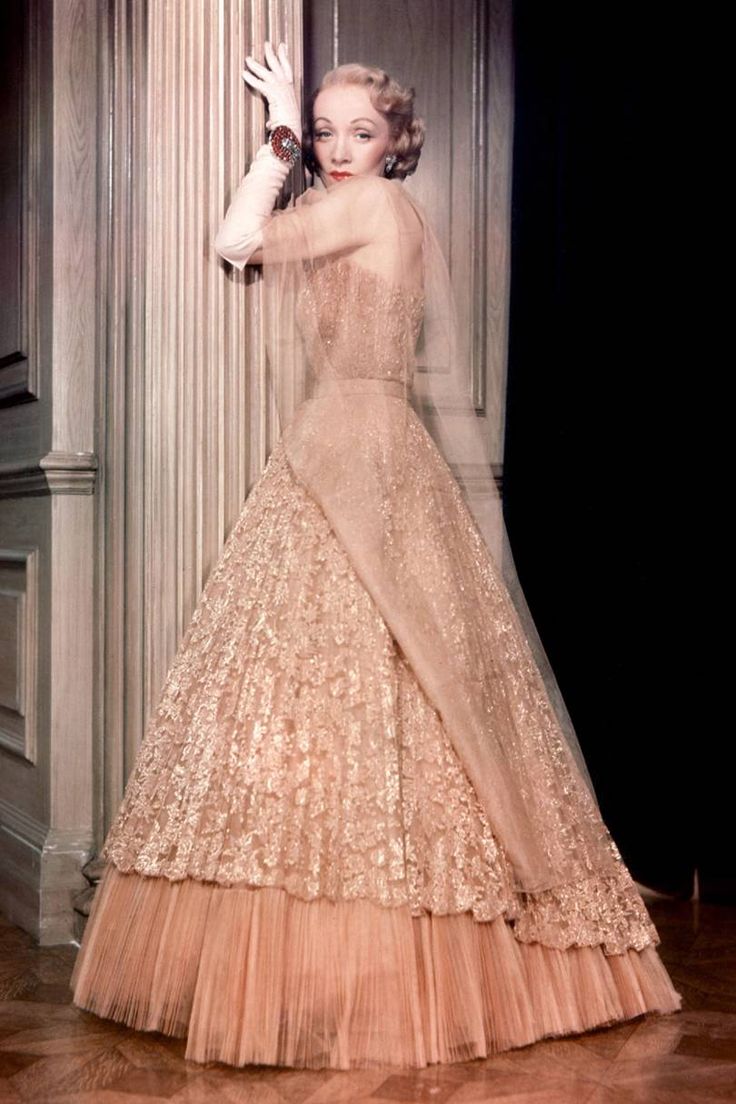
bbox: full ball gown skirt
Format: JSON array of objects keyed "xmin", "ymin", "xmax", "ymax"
[
  {"xmin": 70, "ymin": 244, "xmax": 682, "ymax": 1068},
  {"xmin": 70, "ymin": 437, "xmax": 682, "ymax": 1070}
]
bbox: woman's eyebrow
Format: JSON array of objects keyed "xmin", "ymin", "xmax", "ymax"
[{"xmin": 313, "ymin": 117, "xmax": 377, "ymax": 126}]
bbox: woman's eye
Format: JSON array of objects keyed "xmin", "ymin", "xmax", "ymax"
[{"xmin": 314, "ymin": 129, "xmax": 372, "ymax": 141}]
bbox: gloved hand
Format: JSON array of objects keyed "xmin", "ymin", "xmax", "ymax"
[
  {"xmin": 214, "ymin": 41, "xmax": 299, "ymax": 270},
  {"xmin": 242, "ymin": 40, "xmax": 301, "ymax": 140}
]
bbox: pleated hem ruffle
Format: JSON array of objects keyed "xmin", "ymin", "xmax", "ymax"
[{"xmin": 70, "ymin": 863, "xmax": 683, "ymax": 1071}]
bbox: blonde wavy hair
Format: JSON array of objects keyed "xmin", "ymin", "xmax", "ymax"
[{"xmin": 303, "ymin": 62, "xmax": 425, "ymax": 181}]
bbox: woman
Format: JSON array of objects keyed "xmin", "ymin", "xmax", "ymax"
[{"xmin": 70, "ymin": 43, "xmax": 682, "ymax": 1070}]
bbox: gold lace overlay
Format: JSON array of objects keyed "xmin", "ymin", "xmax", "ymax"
[
  {"xmin": 296, "ymin": 258, "xmax": 425, "ymax": 385},
  {"xmin": 102, "ymin": 438, "xmax": 661, "ymax": 956}
]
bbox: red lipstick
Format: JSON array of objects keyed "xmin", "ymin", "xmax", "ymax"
[{"xmin": 329, "ymin": 171, "xmax": 353, "ymax": 180}]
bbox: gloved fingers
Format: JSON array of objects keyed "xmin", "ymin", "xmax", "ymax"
[
  {"xmin": 263, "ymin": 40, "xmax": 287, "ymax": 82},
  {"xmin": 277, "ymin": 41, "xmax": 294, "ymax": 84},
  {"xmin": 242, "ymin": 67, "xmax": 267, "ymax": 94},
  {"xmin": 243, "ymin": 42, "xmax": 300, "ymax": 138},
  {"xmin": 244, "ymin": 42, "xmax": 289, "ymax": 87},
  {"xmin": 243, "ymin": 53, "xmax": 273, "ymax": 82}
]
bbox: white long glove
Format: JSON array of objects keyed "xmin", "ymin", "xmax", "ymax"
[
  {"xmin": 214, "ymin": 144, "xmax": 291, "ymax": 269},
  {"xmin": 214, "ymin": 41, "xmax": 300, "ymax": 270}
]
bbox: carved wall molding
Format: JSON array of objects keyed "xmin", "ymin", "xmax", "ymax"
[
  {"xmin": 0, "ymin": 0, "xmax": 101, "ymax": 941},
  {"xmin": 100, "ymin": 0, "xmax": 303, "ymax": 840},
  {"xmin": 0, "ymin": 453, "xmax": 98, "ymax": 498},
  {"xmin": 0, "ymin": 0, "xmax": 514, "ymax": 942},
  {"xmin": 0, "ymin": 0, "xmax": 44, "ymax": 404},
  {"xmin": 0, "ymin": 547, "xmax": 38, "ymax": 763}
]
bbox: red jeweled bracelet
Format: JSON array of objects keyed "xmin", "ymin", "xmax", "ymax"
[{"xmin": 269, "ymin": 125, "xmax": 302, "ymax": 166}]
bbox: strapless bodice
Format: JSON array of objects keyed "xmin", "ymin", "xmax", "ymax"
[{"xmin": 296, "ymin": 258, "xmax": 425, "ymax": 391}]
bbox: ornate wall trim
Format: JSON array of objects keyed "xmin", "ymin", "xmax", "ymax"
[
  {"xmin": 0, "ymin": 454, "xmax": 98, "ymax": 498},
  {"xmin": 100, "ymin": 0, "xmax": 303, "ymax": 842}
]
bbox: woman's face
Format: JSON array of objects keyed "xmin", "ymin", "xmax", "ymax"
[{"xmin": 311, "ymin": 84, "xmax": 392, "ymax": 190}]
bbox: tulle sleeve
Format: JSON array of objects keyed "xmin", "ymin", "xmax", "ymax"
[{"xmin": 261, "ymin": 174, "xmax": 397, "ymax": 263}]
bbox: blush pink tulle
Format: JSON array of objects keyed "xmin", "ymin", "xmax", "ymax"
[{"xmin": 71, "ymin": 863, "xmax": 681, "ymax": 1070}]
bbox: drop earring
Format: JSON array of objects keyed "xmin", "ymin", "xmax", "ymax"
[{"xmin": 384, "ymin": 154, "xmax": 397, "ymax": 176}]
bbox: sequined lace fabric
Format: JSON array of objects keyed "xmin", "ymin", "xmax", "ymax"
[
  {"xmin": 102, "ymin": 430, "xmax": 660, "ymax": 956},
  {"xmin": 295, "ymin": 257, "xmax": 425, "ymax": 385},
  {"xmin": 101, "ymin": 201, "xmax": 665, "ymax": 957}
]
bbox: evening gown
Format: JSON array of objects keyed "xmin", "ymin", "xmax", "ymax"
[{"xmin": 70, "ymin": 186, "xmax": 682, "ymax": 1070}]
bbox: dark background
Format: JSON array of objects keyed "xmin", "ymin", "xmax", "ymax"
[{"xmin": 504, "ymin": 1, "xmax": 709, "ymax": 898}]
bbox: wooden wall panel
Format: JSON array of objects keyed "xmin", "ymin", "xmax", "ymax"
[
  {"xmin": 0, "ymin": 0, "xmax": 40, "ymax": 404},
  {"xmin": 0, "ymin": 0, "xmax": 513, "ymax": 943},
  {"xmin": 0, "ymin": 0, "xmax": 99, "ymax": 944},
  {"xmin": 0, "ymin": 0, "xmax": 302, "ymax": 942},
  {"xmin": 0, "ymin": 549, "xmax": 39, "ymax": 764},
  {"xmin": 103, "ymin": 0, "xmax": 303, "ymax": 840}
]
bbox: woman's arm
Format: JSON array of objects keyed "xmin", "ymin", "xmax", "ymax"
[
  {"xmin": 214, "ymin": 143, "xmax": 290, "ymax": 269},
  {"xmin": 214, "ymin": 41, "xmax": 299, "ymax": 270}
]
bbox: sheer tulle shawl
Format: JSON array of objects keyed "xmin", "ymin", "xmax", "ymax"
[{"xmin": 259, "ymin": 173, "xmax": 622, "ymax": 896}]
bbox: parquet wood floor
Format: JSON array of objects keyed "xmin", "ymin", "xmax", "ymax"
[{"xmin": 0, "ymin": 894, "xmax": 732, "ymax": 1103}]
